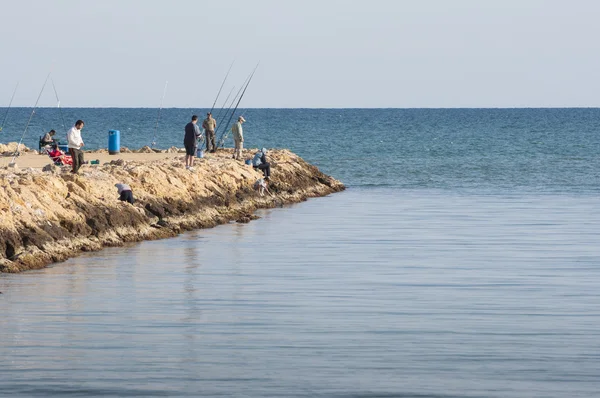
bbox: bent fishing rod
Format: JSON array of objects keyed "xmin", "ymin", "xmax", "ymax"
[
  {"xmin": 151, "ymin": 80, "xmax": 168, "ymax": 148},
  {"xmin": 216, "ymin": 63, "xmax": 259, "ymax": 149},
  {"xmin": 10, "ymin": 72, "xmax": 51, "ymax": 164},
  {"xmin": 0, "ymin": 82, "xmax": 19, "ymax": 133},
  {"xmin": 51, "ymin": 78, "xmax": 67, "ymax": 132},
  {"xmin": 209, "ymin": 60, "xmax": 234, "ymax": 115}
]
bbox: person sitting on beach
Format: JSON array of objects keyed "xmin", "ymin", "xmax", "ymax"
[
  {"xmin": 47, "ymin": 144, "xmax": 73, "ymax": 165},
  {"xmin": 115, "ymin": 183, "xmax": 135, "ymax": 204},
  {"xmin": 253, "ymin": 178, "xmax": 272, "ymax": 197},
  {"xmin": 252, "ymin": 148, "xmax": 271, "ymax": 180},
  {"xmin": 41, "ymin": 129, "xmax": 57, "ymax": 146}
]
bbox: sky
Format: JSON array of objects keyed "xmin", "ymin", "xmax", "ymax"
[{"xmin": 1, "ymin": 0, "xmax": 599, "ymax": 108}]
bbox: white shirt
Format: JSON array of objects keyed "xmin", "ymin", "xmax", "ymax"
[
  {"xmin": 67, "ymin": 126, "xmax": 84, "ymax": 149},
  {"xmin": 115, "ymin": 183, "xmax": 131, "ymax": 194}
]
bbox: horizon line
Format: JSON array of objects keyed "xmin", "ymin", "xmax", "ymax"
[{"xmin": 3, "ymin": 106, "xmax": 600, "ymax": 110}]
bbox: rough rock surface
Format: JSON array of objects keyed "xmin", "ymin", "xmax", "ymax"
[
  {"xmin": 0, "ymin": 142, "xmax": 31, "ymax": 156},
  {"xmin": 0, "ymin": 148, "xmax": 344, "ymax": 273}
]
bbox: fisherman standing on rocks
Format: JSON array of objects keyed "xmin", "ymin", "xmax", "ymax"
[
  {"xmin": 232, "ymin": 116, "xmax": 245, "ymax": 160},
  {"xmin": 202, "ymin": 112, "xmax": 217, "ymax": 153},
  {"xmin": 67, "ymin": 120, "xmax": 85, "ymax": 174},
  {"xmin": 184, "ymin": 115, "xmax": 201, "ymax": 171}
]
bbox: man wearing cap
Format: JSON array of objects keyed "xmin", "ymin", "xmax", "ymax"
[
  {"xmin": 231, "ymin": 116, "xmax": 245, "ymax": 160},
  {"xmin": 202, "ymin": 112, "xmax": 217, "ymax": 153}
]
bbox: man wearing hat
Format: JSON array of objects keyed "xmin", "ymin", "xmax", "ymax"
[
  {"xmin": 202, "ymin": 112, "xmax": 217, "ymax": 152},
  {"xmin": 231, "ymin": 116, "xmax": 245, "ymax": 160}
]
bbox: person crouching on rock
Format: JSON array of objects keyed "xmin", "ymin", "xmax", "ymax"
[
  {"xmin": 252, "ymin": 147, "xmax": 271, "ymax": 180},
  {"xmin": 115, "ymin": 183, "xmax": 134, "ymax": 204}
]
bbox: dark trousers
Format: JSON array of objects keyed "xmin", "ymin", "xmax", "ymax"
[
  {"xmin": 69, "ymin": 148, "xmax": 84, "ymax": 173},
  {"xmin": 206, "ymin": 130, "xmax": 215, "ymax": 151},
  {"xmin": 255, "ymin": 163, "xmax": 271, "ymax": 178},
  {"xmin": 119, "ymin": 190, "xmax": 134, "ymax": 204}
]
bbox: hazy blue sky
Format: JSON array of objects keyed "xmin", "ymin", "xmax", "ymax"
[{"xmin": 1, "ymin": 0, "xmax": 599, "ymax": 108}]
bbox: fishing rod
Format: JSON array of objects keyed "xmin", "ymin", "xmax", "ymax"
[
  {"xmin": 213, "ymin": 69, "xmax": 255, "ymax": 142},
  {"xmin": 10, "ymin": 73, "xmax": 51, "ymax": 165},
  {"xmin": 216, "ymin": 63, "xmax": 259, "ymax": 149},
  {"xmin": 213, "ymin": 85, "xmax": 236, "ymax": 126},
  {"xmin": 0, "ymin": 82, "xmax": 19, "ymax": 133},
  {"xmin": 209, "ymin": 60, "xmax": 234, "ymax": 114},
  {"xmin": 202, "ymin": 85, "xmax": 238, "ymax": 150},
  {"xmin": 51, "ymin": 78, "xmax": 67, "ymax": 132},
  {"xmin": 151, "ymin": 80, "xmax": 168, "ymax": 148},
  {"xmin": 213, "ymin": 77, "xmax": 249, "ymax": 145}
]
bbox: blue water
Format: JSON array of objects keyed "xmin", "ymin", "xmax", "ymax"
[
  {"xmin": 1, "ymin": 109, "xmax": 600, "ymax": 397},
  {"xmin": 2, "ymin": 108, "xmax": 600, "ymax": 191}
]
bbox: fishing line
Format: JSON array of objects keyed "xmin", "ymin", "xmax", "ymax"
[
  {"xmin": 151, "ymin": 80, "xmax": 168, "ymax": 148},
  {"xmin": 213, "ymin": 85, "xmax": 236, "ymax": 126},
  {"xmin": 216, "ymin": 62, "xmax": 259, "ymax": 149},
  {"xmin": 214, "ymin": 73, "xmax": 252, "ymax": 143},
  {"xmin": 51, "ymin": 78, "xmax": 67, "ymax": 132},
  {"xmin": 10, "ymin": 72, "xmax": 51, "ymax": 165},
  {"xmin": 0, "ymin": 82, "xmax": 19, "ymax": 133},
  {"xmin": 210, "ymin": 60, "xmax": 234, "ymax": 114}
]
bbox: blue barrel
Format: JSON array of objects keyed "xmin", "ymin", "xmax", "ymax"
[
  {"xmin": 197, "ymin": 148, "xmax": 204, "ymax": 158},
  {"xmin": 108, "ymin": 130, "xmax": 120, "ymax": 154}
]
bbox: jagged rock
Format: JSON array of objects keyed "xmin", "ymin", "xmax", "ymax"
[
  {"xmin": 108, "ymin": 159, "xmax": 125, "ymax": 166},
  {"xmin": 166, "ymin": 146, "xmax": 180, "ymax": 153},
  {"xmin": 136, "ymin": 146, "xmax": 154, "ymax": 153},
  {"xmin": 0, "ymin": 142, "xmax": 30, "ymax": 154},
  {"xmin": 0, "ymin": 149, "xmax": 345, "ymax": 273},
  {"xmin": 42, "ymin": 164, "xmax": 56, "ymax": 173}
]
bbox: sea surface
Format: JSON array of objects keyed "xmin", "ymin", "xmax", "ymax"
[{"xmin": 1, "ymin": 108, "xmax": 600, "ymax": 397}]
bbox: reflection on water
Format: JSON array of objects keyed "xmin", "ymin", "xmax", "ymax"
[{"xmin": 1, "ymin": 188, "xmax": 600, "ymax": 397}]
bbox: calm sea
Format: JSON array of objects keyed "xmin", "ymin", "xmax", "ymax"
[{"xmin": 1, "ymin": 109, "xmax": 600, "ymax": 397}]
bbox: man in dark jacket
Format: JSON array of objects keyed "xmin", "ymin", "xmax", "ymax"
[{"xmin": 184, "ymin": 115, "xmax": 201, "ymax": 170}]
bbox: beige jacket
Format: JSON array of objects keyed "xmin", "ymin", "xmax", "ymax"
[{"xmin": 202, "ymin": 117, "xmax": 216, "ymax": 132}]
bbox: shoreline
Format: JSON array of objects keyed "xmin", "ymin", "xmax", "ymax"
[{"xmin": 0, "ymin": 145, "xmax": 345, "ymax": 273}]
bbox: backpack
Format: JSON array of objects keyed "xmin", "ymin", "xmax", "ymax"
[{"xmin": 252, "ymin": 151, "xmax": 263, "ymax": 167}]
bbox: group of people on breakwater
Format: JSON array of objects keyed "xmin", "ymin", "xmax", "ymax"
[
  {"xmin": 38, "ymin": 113, "xmax": 274, "ymax": 203},
  {"xmin": 183, "ymin": 113, "xmax": 271, "ymax": 182},
  {"xmin": 39, "ymin": 120, "xmax": 87, "ymax": 174}
]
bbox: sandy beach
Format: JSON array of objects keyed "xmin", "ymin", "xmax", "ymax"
[{"xmin": 0, "ymin": 151, "xmax": 184, "ymax": 169}]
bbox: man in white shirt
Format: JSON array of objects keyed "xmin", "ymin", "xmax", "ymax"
[{"xmin": 67, "ymin": 120, "xmax": 85, "ymax": 174}]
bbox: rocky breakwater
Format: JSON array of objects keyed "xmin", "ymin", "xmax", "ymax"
[{"xmin": 0, "ymin": 149, "xmax": 344, "ymax": 273}]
